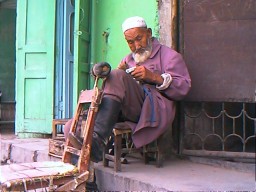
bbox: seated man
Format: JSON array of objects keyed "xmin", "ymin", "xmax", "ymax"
[{"xmin": 64, "ymin": 16, "xmax": 191, "ymax": 189}]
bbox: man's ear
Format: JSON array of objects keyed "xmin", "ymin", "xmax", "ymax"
[{"xmin": 147, "ymin": 28, "xmax": 152, "ymax": 37}]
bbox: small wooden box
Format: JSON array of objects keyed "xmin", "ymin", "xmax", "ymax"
[
  {"xmin": 49, "ymin": 118, "xmax": 69, "ymax": 158},
  {"xmin": 49, "ymin": 138, "xmax": 65, "ymax": 158}
]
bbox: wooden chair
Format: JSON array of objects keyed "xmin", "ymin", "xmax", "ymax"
[
  {"xmin": 0, "ymin": 90, "xmax": 97, "ymax": 191},
  {"xmin": 0, "ymin": 62, "xmax": 111, "ymax": 191},
  {"xmin": 103, "ymin": 122, "xmax": 165, "ymax": 172}
]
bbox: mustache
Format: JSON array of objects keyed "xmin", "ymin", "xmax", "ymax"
[{"xmin": 135, "ymin": 48, "xmax": 147, "ymax": 54}]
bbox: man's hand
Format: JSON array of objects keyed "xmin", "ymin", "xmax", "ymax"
[
  {"xmin": 131, "ymin": 66, "xmax": 163, "ymax": 85},
  {"xmin": 117, "ymin": 61, "xmax": 128, "ymax": 70}
]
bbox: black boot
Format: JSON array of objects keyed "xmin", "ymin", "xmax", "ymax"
[
  {"xmin": 86, "ymin": 173, "xmax": 99, "ymax": 192},
  {"xmin": 91, "ymin": 97, "xmax": 121, "ymax": 163}
]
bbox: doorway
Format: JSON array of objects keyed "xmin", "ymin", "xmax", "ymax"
[
  {"xmin": 0, "ymin": 0, "xmax": 16, "ymax": 133},
  {"xmin": 55, "ymin": 0, "xmax": 75, "ymax": 120}
]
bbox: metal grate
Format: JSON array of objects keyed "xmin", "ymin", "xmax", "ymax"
[{"xmin": 181, "ymin": 102, "xmax": 255, "ymax": 160}]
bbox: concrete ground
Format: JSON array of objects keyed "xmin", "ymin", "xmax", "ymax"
[{"xmin": 0, "ymin": 129, "xmax": 255, "ymax": 191}]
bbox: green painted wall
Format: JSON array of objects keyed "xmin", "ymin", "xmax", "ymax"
[
  {"xmin": 91, "ymin": 0, "xmax": 159, "ymax": 70},
  {"xmin": 0, "ymin": 9, "xmax": 16, "ymax": 101}
]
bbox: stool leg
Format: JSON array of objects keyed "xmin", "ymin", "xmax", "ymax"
[
  {"xmin": 52, "ymin": 121, "xmax": 57, "ymax": 139},
  {"xmin": 156, "ymin": 152, "xmax": 163, "ymax": 168},
  {"xmin": 156, "ymin": 138, "xmax": 164, "ymax": 168},
  {"xmin": 143, "ymin": 145, "xmax": 150, "ymax": 164},
  {"xmin": 114, "ymin": 134, "xmax": 122, "ymax": 172},
  {"xmin": 103, "ymin": 146, "xmax": 109, "ymax": 167}
]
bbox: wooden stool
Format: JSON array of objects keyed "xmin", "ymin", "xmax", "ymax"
[
  {"xmin": 52, "ymin": 118, "xmax": 70, "ymax": 139},
  {"xmin": 103, "ymin": 122, "xmax": 164, "ymax": 172}
]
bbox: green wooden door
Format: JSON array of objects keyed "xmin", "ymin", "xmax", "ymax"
[
  {"xmin": 16, "ymin": 0, "xmax": 56, "ymax": 137},
  {"xmin": 73, "ymin": 0, "xmax": 91, "ymax": 110}
]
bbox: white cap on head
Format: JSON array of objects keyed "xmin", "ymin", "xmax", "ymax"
[{"xmin": 122, "ymin": 16, "xmax": 147, "ymax": 33}]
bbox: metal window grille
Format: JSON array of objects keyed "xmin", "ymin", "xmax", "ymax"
[{"xmin": 180, "ymin": 102, "xmax": 255, "ymax": 161}]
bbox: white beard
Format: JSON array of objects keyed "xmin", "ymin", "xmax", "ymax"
[
  {"xmin": 133, "ymin": 50, "xmax": 152, "ymax": 63},
  {"xmin": 132, "ymin": 39, "xmax": 152, "ymax": 64}
]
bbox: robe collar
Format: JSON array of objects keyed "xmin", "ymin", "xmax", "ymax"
[{"xmin": 149, "ymin": 37, "xmax": 161, "ymax": 59}]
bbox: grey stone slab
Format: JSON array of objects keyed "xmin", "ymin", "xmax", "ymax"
[
  {"xmin": 9, "ymin": 139, "xmax": 49, "ymax": 163},
  {"xmin": 94, "ymin": 156, "xmax": 256, "ymax": 191},
  {"xmin": 11, "ymin": 143, "xmax": 35, "ymax": 163}
]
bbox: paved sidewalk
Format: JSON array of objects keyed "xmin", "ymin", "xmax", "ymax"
[
  {"xmin": 95, "ymin": 156, "xmax": 255, "ymax": 191},
  {"xmin": 0, "ymin": 134, "xmax": 255, "ymax": 191}
]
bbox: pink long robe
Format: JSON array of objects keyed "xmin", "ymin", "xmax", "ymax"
[{"xmin": 105, "ymin": 38, "xmax": 191, "ymax": 148}]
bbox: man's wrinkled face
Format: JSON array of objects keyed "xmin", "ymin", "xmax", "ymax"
[{"xmin": 124, "ymin": 27, "xmax": 152, "ymax": 63}]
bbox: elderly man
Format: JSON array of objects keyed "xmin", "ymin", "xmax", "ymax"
[
  {"xmin": 89, "ymin": 16, "xmax": 191, "ymax": 160},
  {"xmin": 64, "ymin": 16, "xmax": 191, "ymax": 190}
]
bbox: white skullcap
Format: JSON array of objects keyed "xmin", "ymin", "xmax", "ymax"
[{"xmin": 122, "ymin": 16, "xmax": 147, "ymax": 32}]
